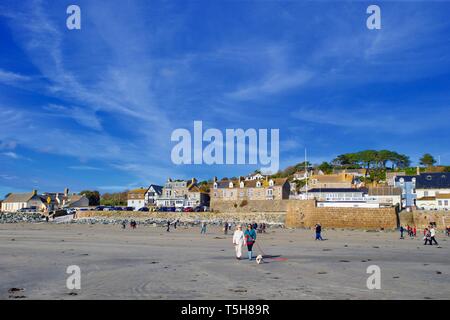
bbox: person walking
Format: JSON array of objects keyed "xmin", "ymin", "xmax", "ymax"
[
  {"xmin": 174, "ymin": 219, "xmax": 179, "ymax": 229},
  {"xmin": 244, "ymin": 224, "xmax": 257, "ymax": 261},
  {"xmin": 224, "ymin": 221, "xmax": 229, "ymax": 235},
  {"xmin": 315, "ymin": 223, "xmax": 323, "ymax": 241},
  {"xmin": 423, "ymin": 228, "xmax": 431, "ymax": 245},
  {"xmin": 166, "ymin": 220, "xmax": 170, "ymax": 232},
  {"xmin": 232, "ymin": 225, "xmax": 245, "ymax": 260},
  {"xmin": 399, "ymin": 225, "xmax": 405, "ymax": 239},
  {"xmin": 121, "ymin": 220, "xmax": 126, "ymax": 229},
  {"xmin": 430, "ymin": 226, "xmax": 439, "ymax": 245},
  {"xmin": 413, "ymin": 226, "xmax": 417, "ymax": 237},
  {"xmin": 200, "ymin": 222, "xmax": 207, "ymax": 234}
]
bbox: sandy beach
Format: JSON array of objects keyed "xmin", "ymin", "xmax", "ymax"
[{"xmin": 0, "ymin": 223, "xmax": 449, "ymax": 300}]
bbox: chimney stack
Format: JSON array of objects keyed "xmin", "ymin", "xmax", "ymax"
[
  {"xmin": 213, "ymin": 176, "xmax": 218, "ymax": 182},
  {"xmin": 32, "ymin": 189, "xmax": 37, "ymax": 196},
  {"xmin": 416, "ymin": 166, "xmax": 420, "ymax": 176},
  {"xmin": 64, "ymin": 188, "xmax": 69, "ymax": 197}
]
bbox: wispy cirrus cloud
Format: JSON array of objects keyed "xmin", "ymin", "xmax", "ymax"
[
  {"xmin": 68, "ymin": 165, "xmax": 103, "ymax": 171},
  {"xmin": 227, "ymin": 69, "xmax": 314, "ymax": 101},
  {"xmin": 0, "ymin": 69, "xmax": 31, "ymax": 84}
]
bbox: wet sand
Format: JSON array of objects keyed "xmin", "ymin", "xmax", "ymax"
[{"xmin": 0, "ymin": 223, "xmax": 449, "ymax": 300}]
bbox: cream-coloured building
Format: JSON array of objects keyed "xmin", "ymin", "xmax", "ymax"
[
  {"xmin": 306, "ymin": 173, "xmax": 354, "ymax": 190},
  {"xmin": 1, "ymin": 190, "xmax": 47, "ymax": 212},
  {"xmin": 127, "ymin": 188, "xmax": 148, "ymax": 210},
  {"xmin": 1, "ymin": 188, "xmax": 89, "ymax": 212},
  {"xmin": 211, "ymin": 177, "xmax": 290, "ymax": 201}
]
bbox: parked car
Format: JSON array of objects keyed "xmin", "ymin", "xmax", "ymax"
[
  {"xmin": 168, "ymin": 207, "xmax": 176, "ymax": 212},
  {"xmin": 18, "ymin": 207, "xmax": 36, "ymax": 213},
  {"xmin": 124, "ymin": 206, "xmax": 134, "ymax": 211},
  {"xmin": 194, "ymin": 205, "xmax": 209, "ymax": 212},
  {"xmin": 183, "ymin": 207, "xmax": 194, "ymax": 212},
  {"xmin": 137, "ymin": 207, "xmax": 149, "ymax": 212},
  {"xmin": 175, "ymin": 207, "xmax": 183, "ymax": 212},
  {"xmin": 95, "ymin": 206, "xmax": 105, "ymax": 211},
  {"xmin": 65, "ymin": 208, "xmax": 76, "ymax": 215}
]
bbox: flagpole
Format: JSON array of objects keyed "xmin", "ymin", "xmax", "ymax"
[{"xmin": 305, "ymin": 148, "xmax": 308, "ymax": 200}]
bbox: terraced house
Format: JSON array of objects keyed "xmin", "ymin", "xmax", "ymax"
[
  {"xmin": 156, "ymin": 178, "xmax": 210, "ymax": 208},
  {"xmin": 211, "ymin": 176, "xmax": 290, "ymax": 201}
]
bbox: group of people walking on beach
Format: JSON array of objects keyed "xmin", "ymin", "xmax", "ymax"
[
  {"xmin": 399, "ymin": 225, "xmax": 417, "ymax": 238},
  {"xmin": 399, "ymin": 224, "xmax": 440, "ymax": 245}
]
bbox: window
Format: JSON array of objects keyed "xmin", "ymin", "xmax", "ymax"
[
  {"xmin": 424, "ymin": 191, "xmax": 429, "ymax": 196},
  {"xmin": 438, "ymin": 200, "xmax": 442, "ymax": 206},
  {"xmin": 445, "ymin": 200, "xmax": 449, "ymax": 206}
]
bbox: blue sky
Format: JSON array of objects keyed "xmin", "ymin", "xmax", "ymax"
[{"xmin": 1, "ymin": 0, "xmax": 450, "ymax": 197}]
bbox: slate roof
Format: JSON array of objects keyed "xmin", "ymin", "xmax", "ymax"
[
  {"xmin": 214, "ymin": 178, "xmax": 288, "ymax": 189},
  {"xmin": 3, "ymin": 192, "xmax": 35, "ymax": 203},
  {"xmin": 368, "ymin": 187, "xmax": 402, "ymax": 196},
  {"xmin": 415, "ymin": 173, "xmax": 450, "ymax": 189},
  {"xmin": 308, "ymin": 188, "xmax": 365, "ymax": 193},
  {"xmin": 148, "ymin": 185, "xmax": 163, "ymax": 195},
  {"xmin": 394, "ymin": 175, "xmax": 417, "ymax": 183}
]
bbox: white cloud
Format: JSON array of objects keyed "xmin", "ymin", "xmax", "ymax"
[{"xmin": 0, "ymin": 69, "xmax": 31, "ymax": 84}]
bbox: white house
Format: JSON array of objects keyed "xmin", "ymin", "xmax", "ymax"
[
  {"xmin": 416, "ymin": 193, "xmax": 450, "ymax": 210},
  {"xmin": 127, "ymin": 187, "xmax": 148, "ymax": 210},
  {"xmin": 1, "ymin": 190, "xmax": 46, "ymax": 212},
  {"xmin": 244, "ymin": 172, "xmax": 267, "ymax": 181},
  {"xmin": 145, "ymin": 185, "xmax": 163, "ymax": 206},
  {"xmin": 415, "ymin": 173, "xmax": 450, "ymax": 198}
]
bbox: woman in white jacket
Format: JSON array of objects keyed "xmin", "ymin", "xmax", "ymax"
[{"xmin": 232, "ymin": 225, "xmax": 245, "ymax": 260}]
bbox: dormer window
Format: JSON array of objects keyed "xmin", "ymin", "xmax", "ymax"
[
  {"xmin": 426, "ymin": 175, "xmax": 432, "ymax": 181},
  {"xmin": 256, "ymin": 181, "xmax": 261, "ymax": 188},
  {"xmin": 269, "ymin": 179, "xmax": 274, "ymax": 186},
  {"xmin": 229, "ymin": 182, "xmax": 234, "ymax": 188},
  {"xmin": 213, "ymin": 182, "xmax": 218, "ymax": 189},
  {"xmin": 240, "ymin": 181, "xmax": 244, "ymax": 188}
]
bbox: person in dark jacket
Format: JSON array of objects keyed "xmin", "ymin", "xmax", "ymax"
[
  {"xmin": 315, "ymin": 223, "xmax": 323, "ymax": 240},
  {"xmin": 244, "ymin": 224, "xmax": 257, "ymax": 261}
]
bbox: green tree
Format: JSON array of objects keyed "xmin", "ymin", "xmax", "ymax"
[
  {"xmin": 80, "ymin": 190, "xmax": 100, "ymax": 206},
  {"xmin": 420, "ymin": 153, "xmax": 436, "ymax": 167},
  {"xmin": 318, "ymin": 161, "xmax": 333, "ymax": 174}
]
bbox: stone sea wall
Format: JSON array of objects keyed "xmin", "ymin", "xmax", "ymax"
[
  {"xmin": 285, "ymin": 200, "xmax": 399, "ymax": 230},
  {"xmin": 75, "ymin": 210, "xmax": 285, "ymax": 226},
  {"xmin": 400, "ymin": 210, "xmax": 450, "ymax": 229}
]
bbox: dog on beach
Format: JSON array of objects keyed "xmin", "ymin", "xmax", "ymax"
[{"xmin": 256, "ymin": 254, "xmax": 263, "ymax": 264}]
